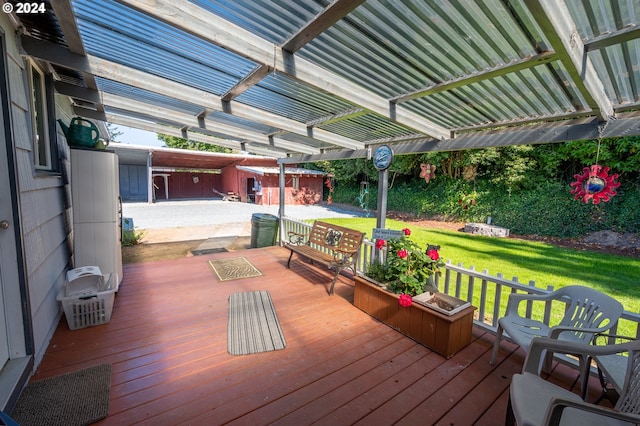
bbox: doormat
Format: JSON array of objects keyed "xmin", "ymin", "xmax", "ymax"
[
  {"xmin": 11, "ymin": 363, "xmax": 111, "ymax": 426},
  {"xmin": 209, "ymin": 256, "xmax": 262, "ymax": 281},
  {"xmin": 228, "ymin": 290, "xmax": 286, "ymax": 355}
]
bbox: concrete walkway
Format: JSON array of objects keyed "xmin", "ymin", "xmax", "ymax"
[{"xmin": 122, "ymin": 200, "xmax": 366, "ymax": 244}]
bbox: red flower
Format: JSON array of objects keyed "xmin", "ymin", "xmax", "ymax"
[
  {"xmin": 397, "ymin": 249, "xmax": 408, "ymax": 259},
  {"xmin": 375, "ymin": 239, "xmax": 386, "ymax": 249},
  {"xmin": 427, "ymin": 249, "xmax": 440, "ymax": 261},
  {"xmin": 402, "ymin": 228, "xmax": 411, "ymax": 236},
  {"xmin": 398, "ymin": 294, "xmax": 413, "ymax": 308}
]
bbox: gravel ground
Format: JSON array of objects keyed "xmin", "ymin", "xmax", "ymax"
[{"xmin": 122, "ymin": 200, "xmax": 366, "ymax": 230}]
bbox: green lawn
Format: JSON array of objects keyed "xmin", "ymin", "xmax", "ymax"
[{"xmin": 321, "ymin": 217, "xmax": 640, "ymax": 317}]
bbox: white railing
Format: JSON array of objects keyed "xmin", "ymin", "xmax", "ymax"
[{"xmin": 280, "ymin": 216, "xmax": 640, "ymax": 339}]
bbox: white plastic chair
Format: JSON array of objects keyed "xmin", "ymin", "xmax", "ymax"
[
  {"xmin": 590, "ymin": 333, "xmax": 638, "ymax": 404},
  {"xmin": 490, "ymin": 285, "xmax": 623, "ymax": 366},
  {"xmin": 491, "ymin": 285, "xmax": 623, "ymax": 399},
  {"xmin": 506, "ymin": 337, "xmax": 640, "ymax": 426}
]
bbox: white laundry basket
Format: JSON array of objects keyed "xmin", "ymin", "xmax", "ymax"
[{"xmin": 58, "ymin": 269, "xmax": 119, "ymax": 330}]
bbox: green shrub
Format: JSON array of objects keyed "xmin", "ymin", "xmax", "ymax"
[{"xmin": 333, "ymin": 177, "xmax": 640, "ymax": 239}]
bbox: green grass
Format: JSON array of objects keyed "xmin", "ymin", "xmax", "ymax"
[{"xmin": 322, "ymin": 217, "xmax": 640, "ymax": 318}]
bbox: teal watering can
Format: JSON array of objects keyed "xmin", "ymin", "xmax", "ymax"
[{"xmin": 57, "ymin": 117, "xmax": 100, "ymax": 148}]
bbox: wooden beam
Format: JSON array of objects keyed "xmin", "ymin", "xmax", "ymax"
[
  {"xmin": 72, "ymin": 106, "xmax": 107, "ymax": 121},
  {"xmin": 524, "ymin": 0, "xmax": 614, "ymax": 121},
  {"xmin": 49, "ymin": 0, "xmax": 101, "ymax": 95},
  {"xmin": 584, "ymin": 26, "xmax": 640, "ymax": 52},
  {"xmin": 221, "ymin": 65, "xmax": 271, "ymax": 101},
  {"xmin": 281, "ymin": 0, "xmax": 366, "ymax": 53},
  {"xmin": 223, "ymin": 0, "xmax": 363, "ymax": 102},
  {"xmin": 115, "ymin": 0, "xmax": 450, "ymax": 139},
  {"xmin": 305, "ymin": 107, "xmax": 366, "ymax": 127},
  {"xmin": 105, "ymin": 114, "xmax": 244, "ymax": 151},
  {"xmin": 279, "ymin": 114, "xmax": 640, "ymax": 164},
  {"xmin": 101, "ymin": 93, "xmax": 321, "ymax": 155},
  {"xmin": 54, "ymin": 81, "xmax": 101, "ymax": 103},
  {"xmin": 20, "ymin": 36, "xmax": 363, "ymax": 150},
  {"xmin": 391, "ymin": 51, "xmax": 557, "ymax": 103}
]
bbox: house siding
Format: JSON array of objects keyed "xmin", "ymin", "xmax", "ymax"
[{"xmin": 1, "ymin": 10, "xmax": 73, "ymax": 388}]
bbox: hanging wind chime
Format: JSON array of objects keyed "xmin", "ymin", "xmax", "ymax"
[
  {"xmin": 325, "ymin": 177, "xmax": 334, "ymax": 204},
  {"xmin": 569, "ymin": 123, "xmax": 620, "ymax": 204},
  {"xmin": 419, "ymin": 162, "xmax": 436, "ymax": 183}
]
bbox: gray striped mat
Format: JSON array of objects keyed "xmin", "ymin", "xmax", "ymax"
[{"xmin": 228, "ymin": 290, "xmax": 286, "ymax": 356}]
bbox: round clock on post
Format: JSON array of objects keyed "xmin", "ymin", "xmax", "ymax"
[{"xmin": 373, "ymin": 145, "xmax": 393, "ymax": 171}]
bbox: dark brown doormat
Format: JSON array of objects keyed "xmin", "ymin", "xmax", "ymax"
[
  {"xmin": 208, "ymin": 256, "xmax": 263, "ymax": 281},
  {"xmin": 11, "ymin": 363, "xmax": 111, "ymax": 426}
]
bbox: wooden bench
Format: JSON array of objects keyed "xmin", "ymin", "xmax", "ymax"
[{"xmin": 285, "ymin": 221, "xmax": 364, "ymax": 295}]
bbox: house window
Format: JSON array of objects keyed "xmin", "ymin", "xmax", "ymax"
[
  {"xmin": 29, "ymin": 61, "xmax": 56, "ymax": 171},
  {"xmin": 292, "ymin": 176, "xmax": 299, "ymax": 190}
]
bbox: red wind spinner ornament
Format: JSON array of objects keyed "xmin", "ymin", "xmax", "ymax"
[{"xmin": 570, "ymin": 164, "xmax": 620, "ymax": 204}]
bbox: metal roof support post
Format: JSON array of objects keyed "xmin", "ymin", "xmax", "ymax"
[
  {"xmin": 278, "ymin": 162, "xmax": 286, "ymax": 244},
  {"xmin": 147, "ymin": 151, "xmax": 153, "ymax": 204},
  {"xmin": 376, "ymin": 169, "xmax": 388, "ymax": 230}
]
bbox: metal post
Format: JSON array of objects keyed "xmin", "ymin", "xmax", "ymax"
[
  {"xmin": 376, "ymin": 169, "xmax": 388, "ymax": 230},
  {"xmin": 147, "ymin": 151, "xmax": 153, "ymax": 204},
  {"xmin": 278, "ymin": 162, "xmax": 286, "ymax": 244}
]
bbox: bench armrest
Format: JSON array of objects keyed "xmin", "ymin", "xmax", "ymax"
[
  {"xmin": 287, "ymin": 231, "xmax": 308, "ymax": 245},
  {"xmin": 332, "ymin": 249, "xmax": 358, "ymax": 266}
]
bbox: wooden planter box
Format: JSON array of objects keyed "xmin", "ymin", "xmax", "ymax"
[{"xmin": 353, "ymin": 276, "xmax": 475, "ymax": 358}]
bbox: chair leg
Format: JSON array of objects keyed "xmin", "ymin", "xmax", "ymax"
[
  {"xmin": 287, "ymin": 251, "xmax": 294, "ymax": 268},
  {"xmin": 578, "ymin": 356, "xmax": 590, "ymax": 401},
  {"xmin": 490, "ymin": 324, "xmax": 504, "ymax": 365},
  {"xmin": 505, "ymin": 394, "xmax": 516, "ymax": 426}
]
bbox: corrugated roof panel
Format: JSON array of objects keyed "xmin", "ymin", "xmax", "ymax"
[
  {"xmin": 236, "ymin": 73, "xmax": 356, "ymax": 123},
  {"xmin": 104, "ymin": 106, "xmax": 183, "ymax": 128},
  {"xmin": 566, "ymin": 0, "xmax": 639, "ymax": 40},
  {"xmin": 191, "ymin": 0, "xmax": 324, "ymax": 45},
  {"xmin": 279, "ymin": 132, "xmax": 332, "ymax": 150},
  {"xmin": 293, "ymin": 0, "xmax": 566, "ymax": 131},
  {"xmin": 319, "ymin": 113, "xmax": 418, "ymax": 142},
  {"xmin": 206, "ymin": 111, "xmax": 280, "ymax": 135},
  {"xmin": 300, "ymin": 0, "xmax": 542, "ymax": 99},
  {"xmin": 97, "ymin": 78, "xmax": 205, "ymax": 115},
  {"xmin": 73, "ymin": 0, "xmax": 256, "ymax": 95},
  {"xmin": 589, "ymin": 40, "xmax": 640, "ymax": 105},
  {"xmin": 566, "ymin": 0, "xmax": 640, "ymax": 108},
  {"xmin": 402, "ymin": 63, "xmax": 584, "ymax": 130}
]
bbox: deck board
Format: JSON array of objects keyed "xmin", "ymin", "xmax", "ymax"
[{"xmin": 30, "ymin": 246, "xmax": 608, "ymax": 425}]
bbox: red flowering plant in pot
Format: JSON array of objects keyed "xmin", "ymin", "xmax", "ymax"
[{"xmin": 365, "ymin": 228, "xmax": 445, "ymax": 307}]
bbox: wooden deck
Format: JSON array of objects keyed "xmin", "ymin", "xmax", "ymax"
[{"xmin": 32, "ymin": 246, "xmax": 609, "ymax": 425}]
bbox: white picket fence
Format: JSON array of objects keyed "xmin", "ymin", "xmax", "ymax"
[{"xmin": 280, "ymin": 216, "xmax": 640, "ymax": 339}]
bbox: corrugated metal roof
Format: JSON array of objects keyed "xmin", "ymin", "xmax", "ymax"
[{"xmin": 16, "ymin": 0, "xmax": 640, "ymax": 160}]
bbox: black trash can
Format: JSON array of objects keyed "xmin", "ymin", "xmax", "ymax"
[{"xmin": 250, "ymin": 213, "xmax": 279, "ymax": 248}]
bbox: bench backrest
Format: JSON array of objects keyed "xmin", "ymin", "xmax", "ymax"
[{"xmin": 308, "ymin": 221, "xmax": 364, "ymax": 254}]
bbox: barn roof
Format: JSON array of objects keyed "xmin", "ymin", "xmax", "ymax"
[{"xmin": 109, "ymin": 143, "xmax": 277, "ymax": 170}]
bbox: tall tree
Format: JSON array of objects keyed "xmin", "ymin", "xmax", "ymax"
[{"xmin": 158, "ymin": 134, "xmax": 232, "ymax": 153}]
